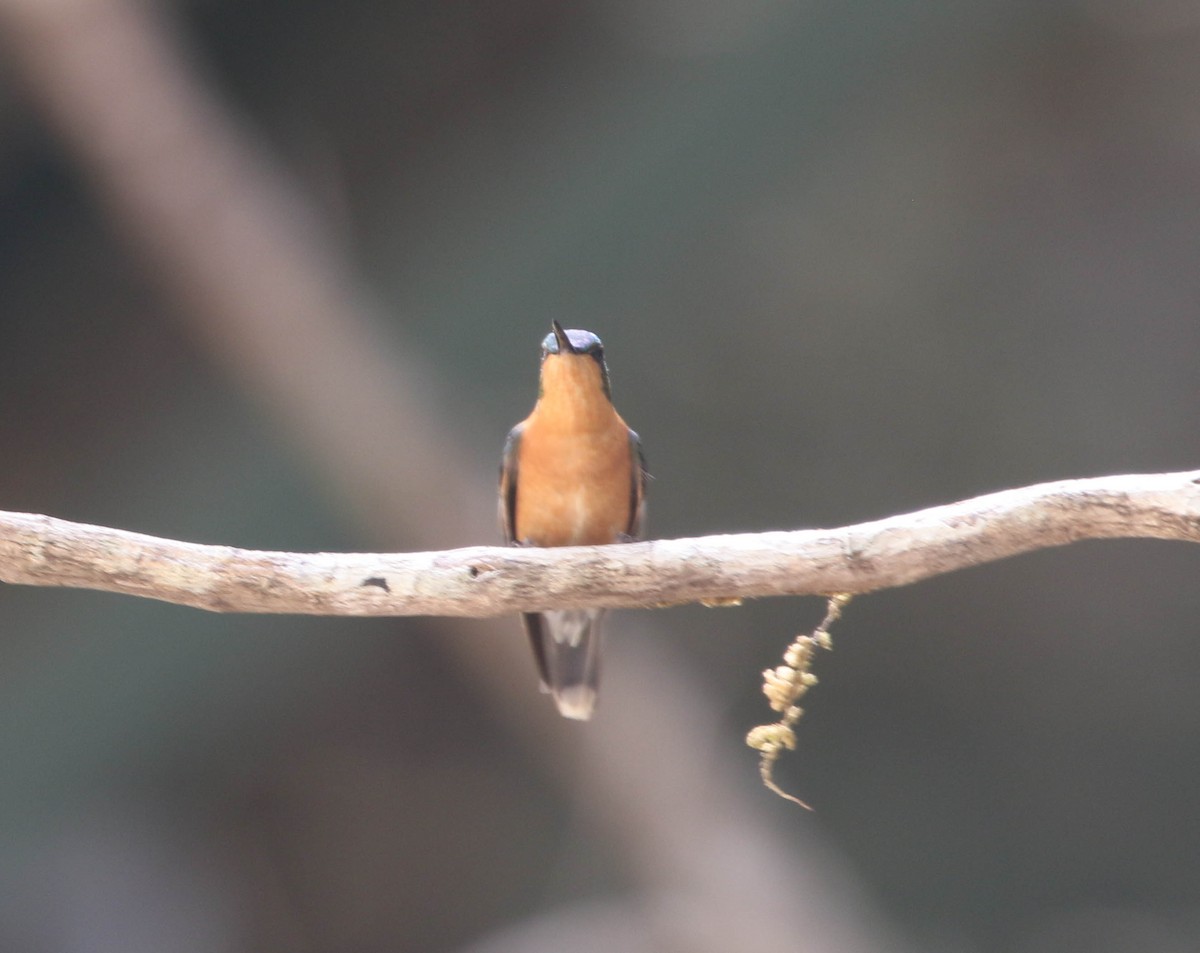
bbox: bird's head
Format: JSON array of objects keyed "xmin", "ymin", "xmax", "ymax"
[{"xmin": 539, "ymin": 320, "xmax": 611, "ymax": 400}]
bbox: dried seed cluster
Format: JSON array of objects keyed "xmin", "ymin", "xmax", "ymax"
[{"xmin": 746, "ymin": 593, "xmax": 851, "ymax": 808}]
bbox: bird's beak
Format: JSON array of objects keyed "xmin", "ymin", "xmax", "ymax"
[{"xmin": 551, "ymin": 320, "xmax": 575, "ymax": 354}]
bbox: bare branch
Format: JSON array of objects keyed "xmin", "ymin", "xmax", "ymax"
[{"xmin": 2, "ymin": 470, "xmax": 1198, "ymax": 616}]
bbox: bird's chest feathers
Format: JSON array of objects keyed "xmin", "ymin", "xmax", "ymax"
[{"xmin": 516, "ymin": 410, "xmax": 632, "ymax": 547}]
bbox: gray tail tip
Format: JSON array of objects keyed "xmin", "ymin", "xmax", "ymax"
[{"xmin": 550, "ymin": 685, "xmax": 598, "ymax": 721}]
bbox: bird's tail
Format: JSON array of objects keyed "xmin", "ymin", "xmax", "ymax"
[{"xmin": 523, "ymin": 609, "xmax": 605, "ymax": 720}]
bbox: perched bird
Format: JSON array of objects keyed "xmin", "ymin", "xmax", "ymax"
[{"xmin": 500, "ymin": 321, "xmax": 646, "ymax": 720}]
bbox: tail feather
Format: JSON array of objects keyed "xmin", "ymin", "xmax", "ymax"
[{"xmin": 523, "ymin": 609, "xmax": 605, "ymax": 720}]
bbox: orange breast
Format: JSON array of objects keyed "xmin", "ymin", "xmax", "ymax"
[{"xmin": 515, "ymin": 411, "xmax": 635, "ymax": 547}]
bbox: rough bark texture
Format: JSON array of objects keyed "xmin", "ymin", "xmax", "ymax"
[{"xmin": 3, "ymin": 470, "xmax": 1198, "ymax": 617}]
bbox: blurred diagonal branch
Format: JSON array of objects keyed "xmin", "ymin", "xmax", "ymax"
[
  {"xmin": 0, "ymin": 0, "xmax": 488, "ymax": 543},
  {"xmin": 3, "ymin": 470, "xmax": 1199, "ymax": 614},
  {"xmin": 2, "ymin": 1, "xmax": 1172, "ymax": 952},
  {"xmin": 2, "ymin": 6, "xmax": 875, "ymax": 953}
]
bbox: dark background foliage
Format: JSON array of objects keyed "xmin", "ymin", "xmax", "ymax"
[{"xmin": 2, "ymin": 1, "xmax": 1200, "ymax": 950}]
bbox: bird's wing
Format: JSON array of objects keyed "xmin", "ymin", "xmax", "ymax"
[
  {"xmin": 499, "ymin": 422, "xmax": 523, "ymax": 544},
  {"xmin": 627, "ymin": 429, "xmax": 648, "ymax": 540}
]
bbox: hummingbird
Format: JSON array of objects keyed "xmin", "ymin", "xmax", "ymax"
[{"xmin": 500, "ymin": 321, "xmax": 646, "ymax": 719}]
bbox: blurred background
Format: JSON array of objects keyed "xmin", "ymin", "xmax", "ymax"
[{"xmin": 2, "ymin": 0, "xmax": 1200, "ymax": 950}]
